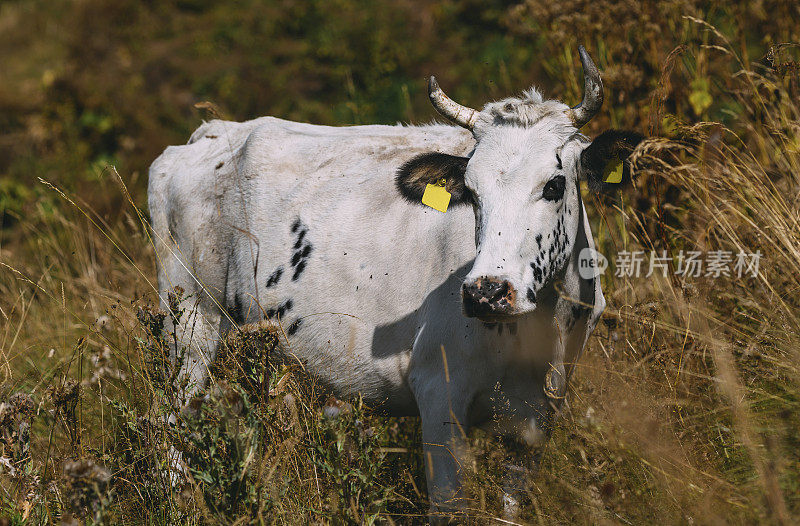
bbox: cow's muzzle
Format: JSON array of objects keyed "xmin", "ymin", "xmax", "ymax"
[{"xmin": 462, "ymin": 276, "xmax": 516, "ymax": 318}]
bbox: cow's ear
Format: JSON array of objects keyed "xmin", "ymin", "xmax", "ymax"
[
  {"xmin": 396, "ymin": 152, "xmax": 471, "ymax": 206},
  {"xmin": 579, "ymin": 130, "xmax": 645, "ymax": 192}
]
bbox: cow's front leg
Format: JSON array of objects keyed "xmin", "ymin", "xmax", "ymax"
[{"xmin": 419, "ymin": 401, "xmax": 469, "ymax": 522}]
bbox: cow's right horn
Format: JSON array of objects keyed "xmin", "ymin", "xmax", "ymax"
[
  {"xmin": 567, "ymin": 45, "xmax": 604, "ymax": 128},
  {"xmin": 428, "ymin": 76, "xmax": 479, "ymax": 130}
]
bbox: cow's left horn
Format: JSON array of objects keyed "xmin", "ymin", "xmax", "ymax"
[
  {"xmin": 567, "ymin": 45, "xmax": 604, "ymax": 128},
  {"xmin": 428, "ymin": 76, "xmax": 479, "ymax": 130}
]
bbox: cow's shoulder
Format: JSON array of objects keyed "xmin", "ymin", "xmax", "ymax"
[{"xmin": 187, "ymin": 116, "xmax": 274, "ymax": 144}]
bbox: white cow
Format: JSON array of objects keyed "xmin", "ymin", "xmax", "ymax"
[{"xmin": 148, "ymin": 46, "xmax": 643, "ymax": 518}]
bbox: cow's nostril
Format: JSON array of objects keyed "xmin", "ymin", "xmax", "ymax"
[
  {"xmin": 463, "ymin": 282, "xmax": 483, "ymax": 302},
  {"xmin": 483, "ymin": 280, "xmax": 508, "ymax": 302},
  {"xmin": 463, "ymin": 278, "xmax": 516, "ymax": 318},
  {"xmin": 464, "ymin": 278, "xmax": 510, "ymax": 303}
]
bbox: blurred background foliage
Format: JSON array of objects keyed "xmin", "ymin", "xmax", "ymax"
[
  {"xmin": 2, "ymin": 1, "xmax": 800, "ymax": 523},
  {"xmin": 1, "ymin": 0, "xmax": 798, "ymax": 228}
]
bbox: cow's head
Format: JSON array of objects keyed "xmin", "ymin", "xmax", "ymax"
[{"xmin": 397, "ymin": 46, "xmax": 644, "ymax": 321}]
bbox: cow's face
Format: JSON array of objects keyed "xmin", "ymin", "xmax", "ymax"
[
  {"xmin": 461, "ymin": 100, "xmax": 586, "ymax": 319},
  {"xmin": 397, "ymin": 47, "xmax": 644, "ymax": 320}
]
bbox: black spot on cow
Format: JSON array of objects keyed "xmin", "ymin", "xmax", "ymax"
[
  {"xmin": 287, "ymin": 318, "xmax": 303, "ymax": 335},
  {"xmin": 293, "ymin": 230, "xmax": 306, "ymax": 249},
  {"xmin": 536, "ymin": 234, "xmax": 542, "ymax": 249},
  {"xmin": 292, "ymin": 261, "xmax": 307, "ymax": 281},
  {"xmin": 265, "ymin": 266, "xmax": 283, "ymax": 288},
  {"xmin": 531, "ymin": 262, "xmax": 542, "ymax": 283},
  {"xmin": 229, "ymin": 293, "xmax": 247, "ymax": 325},
  {"xmin": 266, "ymin": 299, "xmax": 293, "ymax": 320},
  {"xmin": 290, "ymin": 220, "xmax": 313, "ymax": 281},
  {"xmin": 526, "ymin": 288, "xmax": 536, "ymax": 303}
]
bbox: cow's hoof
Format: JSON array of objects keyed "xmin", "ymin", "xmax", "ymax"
[{"xmin": 502, "ymin": 491, "xmax": 522, "ymax": 520}]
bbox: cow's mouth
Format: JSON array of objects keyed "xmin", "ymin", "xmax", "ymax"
[
  {"xmin": 462, "ymin": 297, "xmax": 519, "ymax": 321},
  {"xmin": 473, "ymin": 313, "xmax": 521, "ymax": 323}
]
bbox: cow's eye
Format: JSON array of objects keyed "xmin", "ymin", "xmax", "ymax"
[{"xmin": 542, "ymin": 175, "xmax": 566, "ymax": 201}]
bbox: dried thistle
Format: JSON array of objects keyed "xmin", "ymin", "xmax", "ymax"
[
  {"xmin": 215, "ymin": 320, "xmax": 278, "ymax": 401},
  {"xmin": 136, "ymin": 304, "xmax": 166, "ymax": 339},
  {"xmin": 85, "ymin": 345, "xmax": 127, "ymax": 386},
  {"xmin": 167, "ymin": 286, "xmax": 185, "ymax": 321},
  {"xmin": 211, "ymin": 382, "xmax": 246, "ymax": 418},
  {"xmin": 47, "ymin": 380, "xmax": 80, "ymax": 451},
  {"xmin": 322, "ymin": 395, "xmax": 353, "ymax": 420},
  {"xmin": 136, "ymin": 304, "xmax": 172, "ymax": 392},
  {"xmin": 62, "ymin": 458, "xmax": 112, "ymax": 521},
  {"xmin": 0, "ymin": 392, "xmax": 35, "ymax": 475}
]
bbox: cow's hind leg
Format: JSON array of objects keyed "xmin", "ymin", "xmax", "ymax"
[
  {"xmin": 163, "ymin": 290, "xmax": 223, "ymax": 406},
  {"xmin": 157, "ymin": 282, "xmax": 225, "ymax": 486}
]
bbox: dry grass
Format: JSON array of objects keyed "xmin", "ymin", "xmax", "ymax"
[{"xmin": 1, "ymin": 15, "xmax": 799, "ymax": 526}]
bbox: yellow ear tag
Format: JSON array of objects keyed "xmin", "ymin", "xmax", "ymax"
[
  {"xmin": 421, "ymin": 178, "xmax": 451, "ymax": 213},
  {"xmin": 603, "ymin": 157, "xmax": 624, "ymax": 184}
]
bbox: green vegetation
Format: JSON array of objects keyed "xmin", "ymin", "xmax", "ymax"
[{"xmin": 1, "ymin": 0, "xmax": 799, "ymax": 523}]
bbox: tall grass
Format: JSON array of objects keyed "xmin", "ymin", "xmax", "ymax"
[{"xmin": 1, "ymin": 15, "xmax": 799, "ymax": 526}]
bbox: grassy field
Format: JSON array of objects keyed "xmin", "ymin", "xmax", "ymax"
[{"xmin": 1, "ymin": 1, "xmax": 799, "ymax": 524}]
